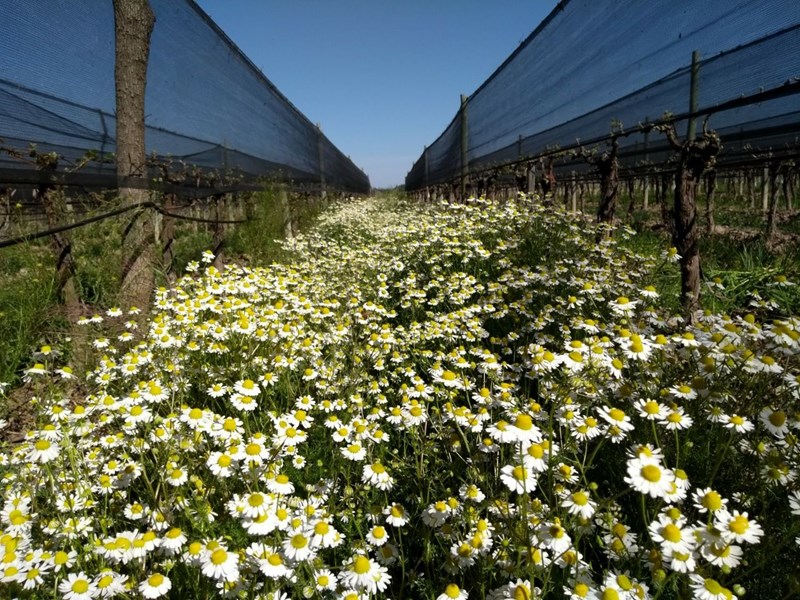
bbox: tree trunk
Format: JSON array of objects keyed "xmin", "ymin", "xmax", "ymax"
[
  {"xmin": 33, "ymin": 155, "xmax": 78, "ymax": 314},
  {"xmin": 671, "ymin": 132, "xmax": 720, "ymax": 321},
  {"xmin": 595, "ymin": 157, "xmax": 619, "ymax": 228},
  {"xmin": 114, "ymin": 0, "xmax": 156, "ymax": 314}
]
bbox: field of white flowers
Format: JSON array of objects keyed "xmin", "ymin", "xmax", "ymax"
[{"xmin": 1, "ymin": 195, "xmax": 798, "ymax": 599}]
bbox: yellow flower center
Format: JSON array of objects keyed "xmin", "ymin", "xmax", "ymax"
[
  {"xmin": 769, "ymin": 411, "xmax": 786, "ymax": 426},
  {"xmin": 514, "ymin": 584, "xmax": 532, "ymax": 600},
  {"xmin": 728, "ymin": 515, "xmax": 749, "ymax": 534},
  {"xmin": 528, "ymin": 444, "xmax": 544, "ymax": 459},
  {"xmin": 572, "ymin": 491, "xmax": 589, "ymax": 506},
  {"xmin": 148, "ymin": 573, "xmax": 164, "ymax": 587},
  {"xmin": 515, "ymin": 414, "xmax": 533, "ymax": 431},
  {"xmin": 315, "ymin": 522, "xmax": 330, "ymax": 535},
  {"xmin": 609, "ymin": 408, "xmax": 626, "ymax": 422},
  {"xmin": 290, "ymin": 534, "xmax": 308, "ymax": 549},
  {"xmin": 641, "ymin": 465, "xmax": 662, "ymax": 482},
  {"xmin": 662, "ymin": 523, "xmax": 682, "ymax": 543},
  {"xmin": 72, "ymin": 580, "xmax": 89, "ymax": 593},
  {"xmin": 574, "ymin": 583, "xmax": 589, "ymax": 597},
  {"xmin": 210, "ymin": 548, "xmax": 228, "ymax": 565},
  {"xmin": 245, "ymin": 443, "xmax": 261, "ymax": 456},
  {"xmin": 353, "ymin": 555, "xmax": 371, "ymax": 575},
  {"xmin": 702, "ymin": 491, "xmax": 722, "ymax": 511},
  {"xmin": 445, "ymin": 583, "xmax": 462, "ymax": 598}
]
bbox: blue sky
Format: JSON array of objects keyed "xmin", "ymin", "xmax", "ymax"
[{"xmin": 194, "ymin": 1, "xmax": 559, "ymax": 189}]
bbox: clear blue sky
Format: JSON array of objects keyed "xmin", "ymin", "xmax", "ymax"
[{"xmin": 194, "ymin": 1, "xmax": 559, "ymax": 189}]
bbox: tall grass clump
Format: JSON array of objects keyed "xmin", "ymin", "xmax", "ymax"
[
  {"xmin": 0, "ymin": 246, "xmax": 60, "ymax": 388},
  {"xmin": 0, "ymin": 195, "xmax": 798, "ymax": 600}
]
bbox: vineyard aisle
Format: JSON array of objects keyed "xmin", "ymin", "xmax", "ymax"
[{"xmin": 1, "ymin": 195, "xmax": 799, "ymax": 600}]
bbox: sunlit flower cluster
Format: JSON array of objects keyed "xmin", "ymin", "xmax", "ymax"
[{"xmin": 1, "ymin": 195, "xmax": 798, "ymax": 599}]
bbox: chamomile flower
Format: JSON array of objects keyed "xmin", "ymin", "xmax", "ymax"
[
  {"xmin": 340, "ymin": 554, "xmax": 391, "ymax": 595},
  {"xmin": 717, "ymin": 510, "xmax": 763, "ymax": 544},
  {"xmin": 363, "ymin": 462, "xmax": 394, "ymax": 491},
  {"xmin": 624, "ymin": 457, "xmax": 675, "ymax": 499},
  {"xmin": 690, "ymin": 575, "xmax": 734, "ymax": 600},
  {"xmin": 500, "ymin": 463, "xmax": 537, "ymax": 494},
  {"xmin": 721, "ymin": 413, "xmax": 754, "ymax": 434},
  {"xmin": 437, "ymin": 583, "xmax": 468, "ymax": 600},
  {"xmin": 59, "ymin": 572, "xmax": 97, "ymax": 600},
  {"xmin": 28, "ymin": 438, "xmax": 60, "ymax": 463},
  {"xmin": 759, "ymin": 407, "xmax": 790, "ymax": 436},
  {"xmin": 283, "ymin": 529, "xmax": 316, "ymax": 561},
  {"xmin": 384, "ymin": 503, "xmax": 409, "ymax": 527},
  {"xmin": 561, "ymin": 490, "xmax": 597, "ymax": 520},
  {"xmin": 201, "ymin": 545, "xmax": 240, "ymax": 581},
  {"xmin": 366, "ymin": 525, "xmax": 389, "ymax": 547},
  {"xmin": 313, "ymin": 568, "xmax": 338, "ymax": 592}
]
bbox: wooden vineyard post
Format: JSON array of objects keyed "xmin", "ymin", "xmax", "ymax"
[
  {"xmin": 705, "ymin": 169, "xmax": 717, "ymax": 235},
  {"xmin": 423, "ymin": 145, "xmax": 430, "ymax": 201},
  {"xmin": 765, "ymin": 160, "xmax": 781, "ymax": 244},
  {"xmin": 570, "ymin": 171, "xmax": 578, "ymax": 213},
  {"xmin": 317, "ymin": 124, "xmax": 327, "ymax": 200},
  {"xmin": 784, "ymin": 162, "xmax": 795, "ymax": 210},
  {"xmin": 211, "ymin": 192, "xmax": 225, "ymax": 270},
  {"xmin": 460, "ymin": 94, "xmax": 468, "ymax": 202},
  {"xmin": 161, "ymin": 191, "xmax": 176, "ymax": 285},
  {"xmin": 114, "ymin": 0, "xmax": 156, "ymax": 316},
  {"xmin": 626, "ymin": 174, "xmax": 636, "ymax": 220},
  {"xmin": 643, "ymin": 121, "xmax": 650, "ymax": 210},
  {"xmin": 657, "ymin": 173, "xmax": 666, "ymax": 225},
  {"xmin": 687, "ymin": 50, "xmax": 700, "ymax": 142},
  {"xmin": 761, "ymin": 164, "xmax": 770, "ymax": 213},
  {"xmin": 527, "ymin": 162, "xmax": 536, "ymax": 197},
  {"xmin": 279, "ymin": 185, "xmax": 293, "ymax": 239},
  {"xmin": 155, "ymin": 162, "xmax": 181, "ymax": 286}
]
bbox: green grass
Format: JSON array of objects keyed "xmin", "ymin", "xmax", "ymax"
[
  {"xmin": 621, "ymin": 199, "xmax": 800, "ymax": 317},
  {"xmin": 0, "ymin": 186, "xmax": 321, "ymax": 395},
  {"xmin": 0, "ymin": 246, "xmax": 61, "ymax": 389}
]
